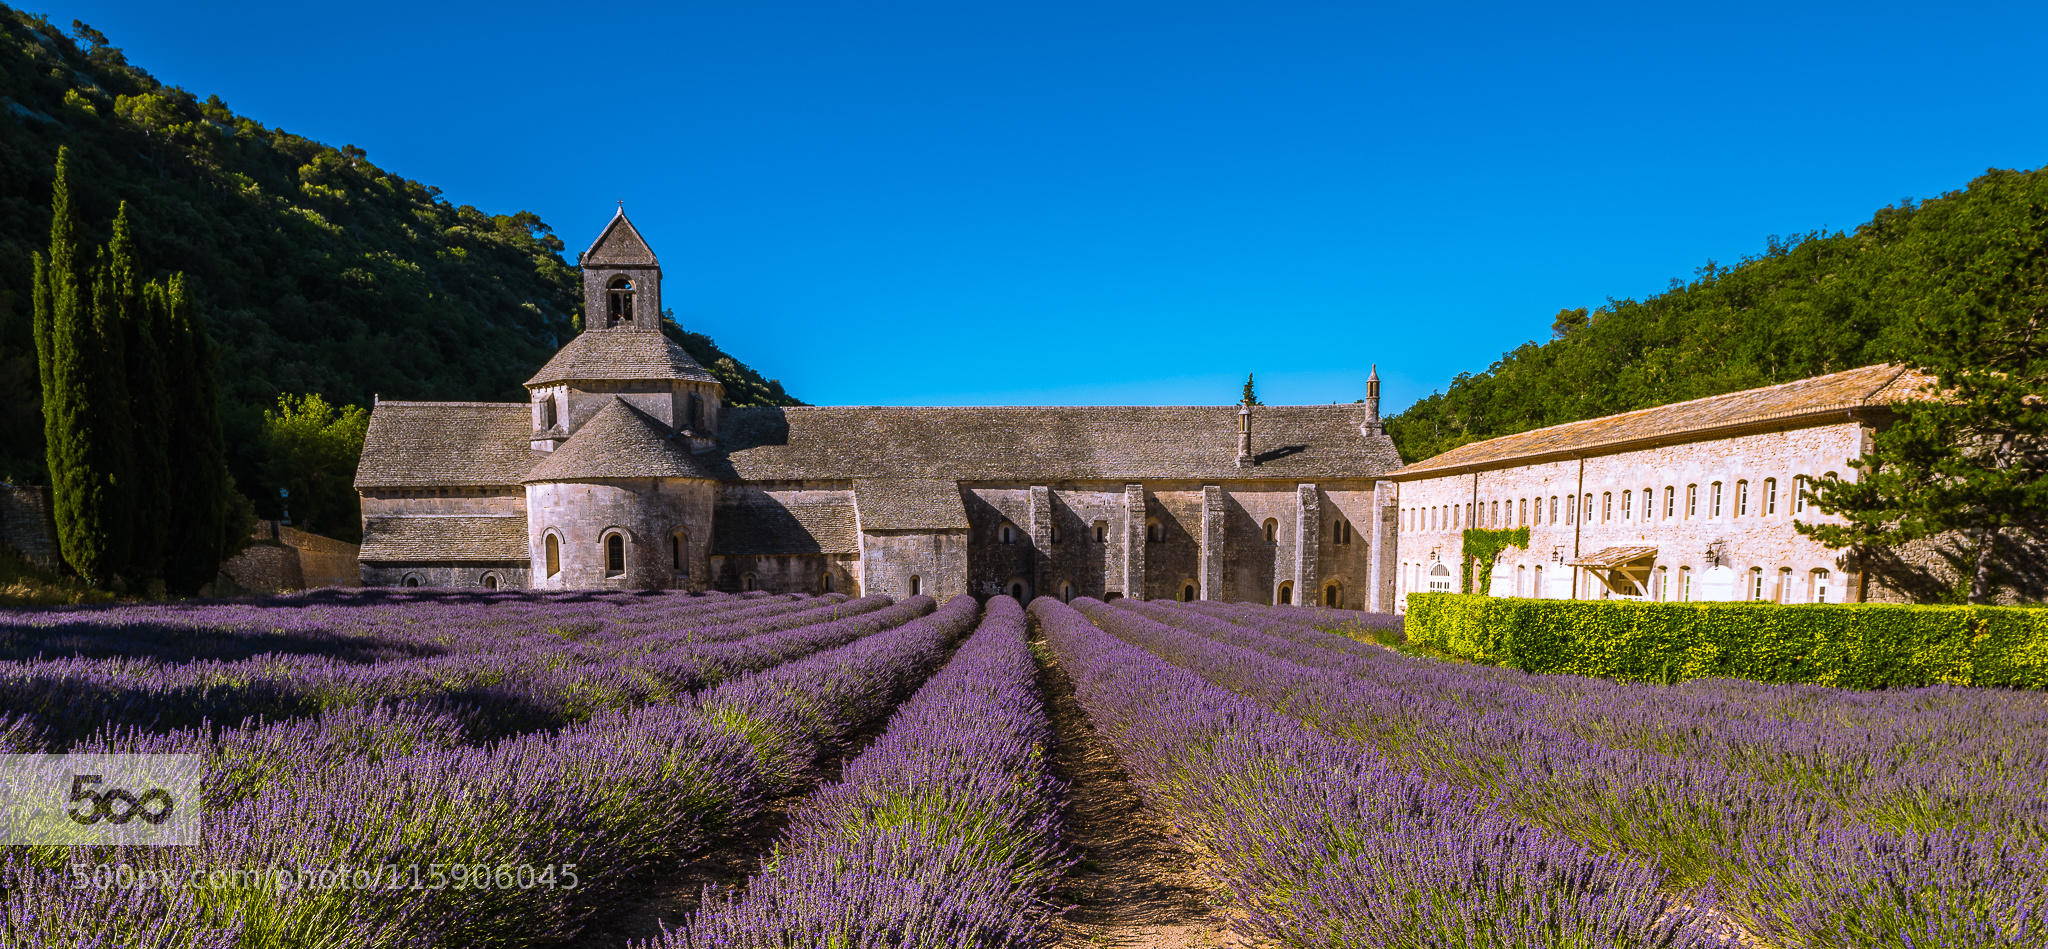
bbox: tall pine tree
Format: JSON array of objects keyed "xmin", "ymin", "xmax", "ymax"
[
  {"xmin": 116, "ymin": 203, "xmax": 172, "ymax": 589},
  {"xmin": 153, "ymin": 273, "xmax": 238, "ymax": 595},
  {"xmin": 1805, "ymin": 202, "xmax": 2048, "ymax": 603}
]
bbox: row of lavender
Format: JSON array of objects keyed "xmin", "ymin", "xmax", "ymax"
[
  {"xmin": 1036, "ymin": 596, "xmax": 1706, "ymax": 946},
  {"xmin": 659, "ymin": 596, "xmax": 1066, "ymax": 948},
  {"xmin": 0, "ymin": 591, "xmax": 898, "ymax": 747},
  {"xmin": 1109, "ymin": 598, "xmax": 2048, "ymax": 946},
  {"xmin": 3, "ymin": 592, "xmax": 977, "ymax": 948}
]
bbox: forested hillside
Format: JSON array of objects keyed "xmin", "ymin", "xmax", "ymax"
[
  {"xmin": 0, "ymin": 8, "xmax": 798, "ymax": 502},
  {"xmin": 1386, "ymin": 165, "xmax": 2048, "ymax": 463}
]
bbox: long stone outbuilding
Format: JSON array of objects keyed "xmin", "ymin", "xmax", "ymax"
[
  {"xmin": 354, "ymin": 210, "xmax": 1405, "ymax": 608},
  {"xmin": 1385, "ymin": 365, "xmax": 1961, "ymax": 609}
]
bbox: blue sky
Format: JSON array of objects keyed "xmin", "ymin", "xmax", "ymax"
[{"xmin": 45, "ymin": 0, "xmax": 2048, "ymax": 411}]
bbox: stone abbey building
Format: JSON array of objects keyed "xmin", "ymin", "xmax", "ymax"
[{"xmin": 355, "ymin": 211, "xmax": 1405, "ymax": 607}]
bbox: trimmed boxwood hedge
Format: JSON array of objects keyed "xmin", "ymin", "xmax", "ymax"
[{"xmin": 1405, "ymin": 593, "xmax": 2048, "ymax": 689}]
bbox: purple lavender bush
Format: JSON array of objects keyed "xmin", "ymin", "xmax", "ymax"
[{"xmin": 662, "ymin": 595, "xmax": 1065, "ymax": 949}]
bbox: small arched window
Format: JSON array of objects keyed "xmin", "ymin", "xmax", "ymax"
[
  {"xmin": 1735, "ymin": 480, "xmax": 1749, "ymax": 517},
  {"xmin": 1518, "ymin": 498, "xmax": 1527, "ymax": 526},
  {"xmin": 1009, "ymin": 580, "xmax": 1029, "ymax": 601},
  {"xmin": 1686, "ymin": 484, "xmax": 1699, "ymax": 518},
  {"xmin": 823, "ymin": 572, "xmax": 834, "ymax": 593},
  {"xmin": 1664, "ymin": 486, "xmax": 1676, "ymax": 518},
  {"xmin": 606, "ymin": 276, "xmax": 634, "ymax": 325},
  {"xmin": 1518, "ymin": 564, "xmax": 1528, "ymax": 596},
  {"xmin": 604, "ymin": 532, "xmax": 626, "ymax": 577},
  {"xmin": 1323, "ymin": 581, "xmax": 1341, "ymax": 607},
  {"xmin": 1679, "ymin": 566, "xmax": 1694, "ymax": 602},
  {"xmin": 1049, "ymin": 524, "xmax": 1061, "ymax": 544},
  {"xmin": 1602, "ymin": 492, "xmax": 1613, "ymax": 523},
  {"xmin": 402, "ymin": 573, "xmax": 422, "ymax": 588},
  {"xmin": 1146, "ymin": 519, "xmax": 1164, "ymax": 543},
  {"xmin": 1765, "ymin": 478, "xmax": 1779, "ymax": 515},
  {"xmin": 1263, "ymin": 518, "xmax": 1278, "ymax": 543},
  {"xmin": 1059, "ymin": 581, "xmax": 1074, "ymax": 603},
  {"xmin": 1277, "ymin": 581, "xmax": 1293, "ymax": 605},
  {"xmin": 908, "ymin": 575, "xmax": 922, "ymax": 597},
  {"xmin": 742, "ymin": 572, "xmax": 757, "ymax": 592},
  {"xmin": 1093, "ymin": 521, "xmax": 1108, "ymax": 543},
  {"xmin": 1621, "ymin": 489, "xmax": 1632, "ymax": 520},
  {"xmin": 1532, "ymin": 565, "xmax": 1543, "ymax": 599},
  {"xmin": 1812, "ymin": 568, "xmax": 1831, "ymax": 603},
  {"xmin": 1181, "ymin": 582, "xmax": 1196, "ymax": 602},
  {"xmin": 1749, "ymin": 566, "xmax": 1764, "ymax": 600},
  {"xmin": 1794, "ymin": 476, "xmax": 1807, "ymax": 514},
  {"xmin": 1710, "ymin": 481, "xmax": 1724, "ymax": 518},
  {"xmin": 1333, "ymin": 519, "xmax": 1353, "ymax": 545},
  {"xmin": 672, "ymin": 530, "xmax": 688, "ymax": 575},
  {"xmin": 545, "ymin": 533, "xmax": 561, "ymax": 578},
  {"xmin": 1779, "ymin": 566, "xmax": 1793, "ymax": 603},
  {"xmin": 999, "ymin": 524, "xmax": 1016, "ymax": 545},
  {"xmin": 1655, "ymin": 566, "xmax": 1669, "ymax": 601},
  {"xmin": 481, "ymin": 572, "xmax": 499, "ymax": 590}
]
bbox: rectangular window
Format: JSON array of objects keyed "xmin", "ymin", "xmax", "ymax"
[
  {"xmin": 1550, "ymin": 496, "xmax": 1559, "ymax": 523},
  {"xmin": 1766, "ymin": 479, "xmax": 1778, "ymax": 515},
  {"xmin": 1602, "ymin": 492, "xmax": 1612, "ymax": 522},
  {"xmin": 1622, "ymin": 490, "xmax": 1632, "ymax": 519},
  {"xmin": 1794, "ymin": 477, "xmax": 1806, "ymax": 514},
  {"xmin": 1664, "ymin": 487, "xmax": 1675, "ymax": 518},
  {"xmin": 1711, "ymin": 483, "xmax": 1722, "ymax": 518},
  {"xmin": 1566, "ymin": 496, "xmax": 1575, "ymax": 525},
  {"xmin": 1736, "ymin": 481, "xmax": 1749, "ymax": 517},
  {"xmin": 1686, "ymin": 485, "xmax": 1697, "ymax": 518},
  {"xmin": 1519, "ymin": 499, "xmax": 1527, "ymax": 526}
]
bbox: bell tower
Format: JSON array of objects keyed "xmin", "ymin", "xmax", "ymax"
[{"xmin": 580, "ymin": 205, "xmax": 663, "ymax": 333}]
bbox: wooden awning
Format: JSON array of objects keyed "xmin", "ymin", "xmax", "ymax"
[{"xmin": 1568, "ymin": 545, "xmax": 1658, "ymax": 569}]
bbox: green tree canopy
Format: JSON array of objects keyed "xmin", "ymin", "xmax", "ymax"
[{"xmin": 259, "ymin": 393, "xmax": 370, "ymax": 542}]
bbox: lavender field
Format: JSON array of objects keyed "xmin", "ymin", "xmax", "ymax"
[{"xmin": 0, "ymin": 589, "xmax": 2039, "ymax": 948}]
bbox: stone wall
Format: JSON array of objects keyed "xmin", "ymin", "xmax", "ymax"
[
  {"xmin": 860, "ymin": 529, "xmax": 968, "ymax": 600},
  {"xmin": 527, "ymin": 478, "xmax": 713, "ymax": 590},
  {"xmin": 708, "ymin": 553, "xmax": 853, "ymax": 595},
  {"xmin": 363, "ymin": 563, "xmax": 531, "ymax": 588},
  {"xmin": 0, "ymin": 484, "xmax": 56, "ymax": 567}
]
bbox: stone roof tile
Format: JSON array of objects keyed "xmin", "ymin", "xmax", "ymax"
[
  {"xmin": 359, "ymin": 515, "xmax": 528, "ymax": 562},
  {"xmin": 711, "ymin": 404, "xmax": 1400, "ymax": 482},
  {"xmin": 524, "ymin": 399, "xmax": 718, "ymax": 482},
  {"xmin": 355, "ymin": 402, "xmax": 538, "ymax": 489},
  {"xmin": 1392, "ymin": 364, "xmax": 1937, "ymax": 479},
  {"xmin": 853, "ymin": 479, "xmax": 969, "ymax": 531},
  {"xmin": 524, "ymin": 331, "xmax": 716, "ymax": 387},
  {"xmin": 711, "ymin": 500, "xmax": 859, "ymax": 555}
]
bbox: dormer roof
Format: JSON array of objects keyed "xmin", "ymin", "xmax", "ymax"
[{"xmin": 581, "ymin": 208, "xmax": 658, "ymax": 266}]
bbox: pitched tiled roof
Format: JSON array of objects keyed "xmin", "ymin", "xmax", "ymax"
[
  {"xmin": 524, "ymin": 399, "xmax": 718, "ymax": 482},
  {"xmin": 854, "ymin": 479, "xmax": 969, "ymax": 531},
  {"xmin": 711, "ymin": 499, "xmax": 859, "ymax": 555},
  {"xmin": 524, "ymin": 331, "xmax": 717, "ymax": 387},
  {"xmin": 359, "ymin": 515, "xmax": 528, "ymax": 562},
  {"xmin": 1392, "ymin": 364, "xmax": 1936, "ymax": 479},
  {"xmin": 356, "ymin": 402, "xmax": 539, "ymax": 489},
  {"xmin": 581, "ymin": 210, "xmax": 658, "ymax": 265},
  {"xmin": 710, "ymin": 405, "xmax": 1400, "ymax": 482}
]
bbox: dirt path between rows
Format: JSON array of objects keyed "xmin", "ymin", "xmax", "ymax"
[{"xmin": 1034, "ymin": 635, "xmax": 1249, "ymax": 949}]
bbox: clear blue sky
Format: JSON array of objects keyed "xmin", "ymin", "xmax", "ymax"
[{"xmin": 42, "ymin": 0, "xmax": 2048, "ymax": 411}]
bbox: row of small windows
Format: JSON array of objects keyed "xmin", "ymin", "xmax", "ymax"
[
  {"xmin": 1399, "ymin": 562, "xmax": 1835, "ymax": 603},
  {"xmin": 541, "ymin": 529, "xmax": 692, "ymax": 579},
  {"xmin": 1404, "ymin": 474, "xmax": 1833, "ymax": 532}
]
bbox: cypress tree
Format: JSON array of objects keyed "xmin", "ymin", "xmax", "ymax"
[
  {"xmin": 154, "ymin": 274, "xmax": 235, "ymax": 594},
  {"xmin": 36, "ymin": 148, "xmax": 123, "ymax": 586},
  {"xmin": 115, "ymin": 204, "xmax": 171, "ymax": 589}
]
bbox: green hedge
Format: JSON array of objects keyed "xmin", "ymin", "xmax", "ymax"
[{"xmin": 1405, "ymin": 593, "xmax": 2048, "ymax": 689}]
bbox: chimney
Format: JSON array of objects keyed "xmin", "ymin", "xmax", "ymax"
[
  {"xmin": 1363, "ymin": 364, "xmax": 1383, "ymax": 436},
  {"xmin": 1237, "ymin": 401, "xmax": 1253, "ymax": 467}
]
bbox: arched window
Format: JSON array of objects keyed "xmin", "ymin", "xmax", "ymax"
[
  {"xmin": 671, "ymin": 530, "xmax": 687, "ymax": 573},
  {"xmin": 1334, "ymin": 519, "xmax": 1353, "ymax": 545},
  {"xmin": 907, "ymin": 575, "xmax": 922, "ymax": 597},
  {"xmin": 1812, "ymin": 568, "xmax": 1831, "ymax": 603},
  {"xmin": 1794, "ymin": 476, "xmax": 1807, "ymax": 514},
  {"xmin": 1011, "ymin": 580, "xmax": 1029, "ymax": 601},
  {"xmin": 1765, "ymin": 478, "xmax": 1779, "ymax": 515},
  {"xmin": 1582, "ymin": 494, "xmax": 1592, "ymax": 522},
  {"xmin": 1735, "ymin": 480, "xmax": 1749, "ymax": 517},
  {"xmin": 822, "ymin": 572, "xmax": 834, "ymax": 593},
  {"xmin": 1602, "ymin": 492, "xmax": 1612, "ymax": 523},
  {"xmin": 742, "ymin": 572, "xmax": 757, "ymax": 592},
  {"xmin": 999, "ymin": 524, "xmax": 1016, "ymax": 545},
  {"xmin": 606, "ymin": 276, "xmax": 634, "ymax": 325},
  {"xmin": 1664, "ymin": 486, "xmax": 1676, "ymax": 518},
  {"xmin": 1566, "ymin": 498, "xmax": 1574, "ymax": 525},
  {"xmin": 1276, "ymin": 581, "xmax": 1293, "ymax": 605},
  {"xmin": 1263, "ymin": 519, "xmax": 1278, "ymax": 543},
  {"xmin": 481, "ymin": 572, "xmax": 499, "ymax": 590},
  {"xmin": 1518, "ymin": 498, "xmax": 1527, "ymax": 526},
  {"xmin": 1181, "ymin": 582, "xmax": 1196, "ymax": 602},
  {"xmin": 1679, "ymin": 566, "xmax": 1694, "ymax": 602},
  {"xmin": 1710, "ymin": 482, "xmax": 1723, "ymax": 518},
  {"xmin": 545, "ymin": 533, "xmax": 561, "ymax": 578},
  {"xmin": 1532, "ymin": 565, "xmax": 1543, "ymax": 599},
  {"xmin": 1059, "ymin": 581, "xmax": 1074, "ymax": 603},
  {"xmin": 604, "ymin": 532, "xmax": 625, "ymax": 577},
  {"xmin": 1655, "ymin": 566, "xmax": 1668, "ymax": 601},
  {"xmin": 1621, "ymin": 490, "xmax": 1632, "ymax": 520},
  {"xmin": 1517, "ymin": 564, "xmax": 1528, "ymax": 596},
  {"xmin": 1146, "ymin": 519, "xmax": 1164, "ymax": 543},
  {"xmin": 1686, "ymin": 484, "xmax": 1698, "ymax": 518},
  {"xmin": 1490, "ymin": 501, "xmax": 1500, "ymax": 527},
  {"xmin": 1749, "ymin": 566, "xmax": 1764, "ymax": 600},
  {"xmin": 1050, "ymin": 524, "xmax": 1062, "ymax": 544},
  {"xmin": 1427, "ymin": 562, "xmax": 1454, "ymax": 593},
  {"xmin": 402, "ymin": 573, "xmax": 422, "ymax": 588},
  {"xmin": 1323, "ymin": 581, "xmax": 1341, "ymax": 606},
  {"xmin": 1778, "ymin": 566, "xmax": 1793, "ymax": 603},
  {"xmin": 1531, "ymin": 500, "xmax": 1541, "ymax": 526},
  {"xmin": 1094, "ymin": 521, "xmax": 1109, "ymax": 543}
]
